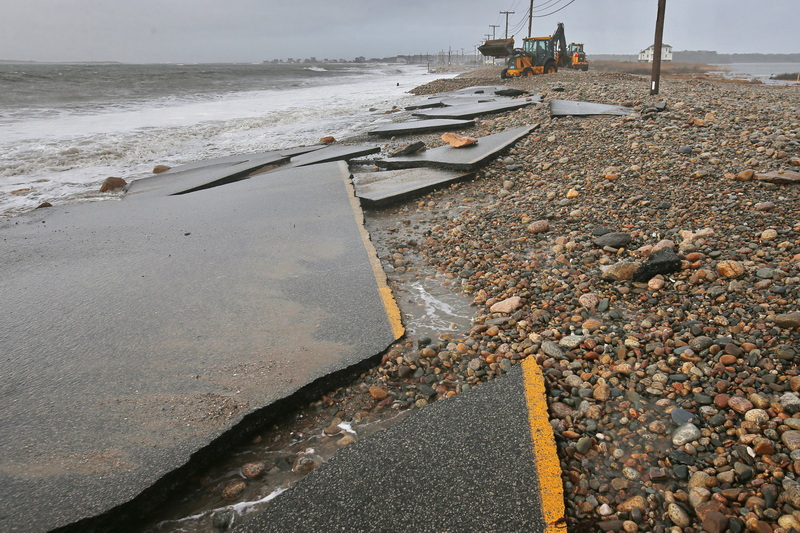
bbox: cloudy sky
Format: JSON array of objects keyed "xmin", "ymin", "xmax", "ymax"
[{"xmin": 2, "ymin": 0, "xmax": 798, "ymax": 63}]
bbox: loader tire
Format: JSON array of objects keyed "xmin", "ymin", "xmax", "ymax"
[
  {"xmin": 500, "ymin": 68, "xmax": 509, "ymax": 79},
  {"xmin": 544, "ymin": 60, "xmax": 557, "ymax": 74},
  {"xmin": 522, "ymin": 67, "xmax": 534, "ymax": 77}
]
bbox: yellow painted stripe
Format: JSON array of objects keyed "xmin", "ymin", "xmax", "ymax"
[
  {"xmin": 341, "ymin": 165, "xmax": 405, "ymax": 340},
  {"xmin": 522, "ymin": 356, "xmax": 567, "ymax": 533}
]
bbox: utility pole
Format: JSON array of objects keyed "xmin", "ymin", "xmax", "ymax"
[
  {"xmin": 528, "ymin": 0, "xmax": 534, "ymax": 38},
  {"xmin": 650, "ymin": 0, "xmax": 667, "ymax": 95},
  {"xmin": 500, "ymin": 11, "xmax": 515, "ymax": 39},
  {"xmin": 489, "ymin": 25, "xmax": 499, "ymax": 39}
]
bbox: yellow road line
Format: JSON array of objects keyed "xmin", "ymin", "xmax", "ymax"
[
  {"xmin": 342, "ymin": 166, "xmax": 405, "ymax": 340},
  {"xmin": 522, "ymin": 356, "xmax": 567, "ymax": 533}
]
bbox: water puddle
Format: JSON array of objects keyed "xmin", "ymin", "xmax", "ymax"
[
  {"xmin": 400, "ymin": 280, "xmax": 473, "ymax": 338},
  {"xmin": 140, "ymin": 409, "xmax": 412, "ymax": 532}
]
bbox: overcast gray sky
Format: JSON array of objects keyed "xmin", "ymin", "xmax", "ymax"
[{"xmin": 2, "ymin": 0, "xmax": 798, "ymax": 63}]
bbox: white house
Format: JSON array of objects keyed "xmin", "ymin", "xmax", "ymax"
[{"xmin": 638, "ymin": 44, "xmax": 673, "ymax": 62}]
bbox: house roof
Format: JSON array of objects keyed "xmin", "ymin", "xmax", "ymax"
[{"xmin": 642, "ymin": 44, "xmax": 672, "ymax": 51}]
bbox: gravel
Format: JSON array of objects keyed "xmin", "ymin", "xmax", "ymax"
[{"xmin": 366, "ymin": 67, "xmax": 800, "ymax": 532}]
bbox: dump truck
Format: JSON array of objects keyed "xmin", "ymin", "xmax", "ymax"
[
  {"xmin": 568, "ymin": 42, "xmax": 589, "ymax": 71},
  {"xmin": 498, "ymin": 23, "xmax": 569, "ymax": 78}
]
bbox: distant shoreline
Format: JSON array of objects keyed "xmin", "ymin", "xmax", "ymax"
[
  {"xmin": 590, "ymin": 51, "xmax": 800, "ymax": 63},
  {"xmin": 3, "ymin": 51, "xmax": 800, "ymax": 65}
]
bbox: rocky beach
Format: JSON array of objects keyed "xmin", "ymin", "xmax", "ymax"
[
  {"xmin": 363, "ymin": 68, "xmax": 800, "ymax": 532},
  {"xmin": 138, "ymin": 67, "xmax": 800, "ymax": 532}
]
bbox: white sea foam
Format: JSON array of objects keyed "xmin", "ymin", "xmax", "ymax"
[{"xmin": 0, "ymin": 64, "xmax": 453, "ymax": 217}]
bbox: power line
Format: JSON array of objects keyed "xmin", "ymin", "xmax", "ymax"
[
  {"xmin": 533, "ymin": 0, "xmax": 577, "ymax": 17},
  {"xmin": 533, "ymin": 0, "xmax": 561, "ymax": 12}
]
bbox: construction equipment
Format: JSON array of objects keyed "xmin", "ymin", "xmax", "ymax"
[
  {"xmin": 498, "ymin": 22, "xmax": 569, "ymax": 78},
  {"xmin": 477, "ymin": 38, "xmax": 514, "ymax": 58},
  {"xmin": 568, "ymin": 43, "xmax": 589, "ymax": 71}
]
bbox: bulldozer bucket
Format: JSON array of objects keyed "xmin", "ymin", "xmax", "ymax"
[{"xmin": 478, "ymin": 39, "xmax": 515, "ymax": 58}]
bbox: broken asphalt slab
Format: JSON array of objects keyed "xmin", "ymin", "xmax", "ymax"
[
  {"xmin": 352, "ymin": 167, "xmax": 475, "ymax": 207},
  {"xmin": 550, "ymin": 99, "xmax": 636, "ymax": 117},
  {"xmin": 404, "ymin": 96, "xmax": 498, "ymax": 110},
  {"xmin": 412, "ymin": 99, "xmax": 535, "ymax": 120},
  {"xmin": 234, "ymin": 364, "xmax": 552, "ymax": 533},
  {"xmin": 125, "ymin": 146, "xmax": 329, "ymax": 198},
  {"xmin": 285, "ymin": 144, "xmax": 381, "ymax": 167},
  {"xmin": 125, "ymin": 152, "xmax": 291, "ymax": 197},
  {"xmin": 153, "ymin": 145, "xmax": 325, "ymax": 176},
  {"xmin": 0, "ymin": 161, "xmax": 403, "ymax": 532},
  {"xmin": 448, "ymin": 85, "xmax": 529, "ymax": 97},
  {"xmin": 375, "ymin": 124, "xmax": 539, "ymax": 171},
  {"xmin": 367, "ymin": 118, "xmax": 475, "ymax": 137}
]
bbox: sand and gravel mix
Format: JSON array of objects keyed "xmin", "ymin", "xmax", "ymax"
[
  {"xmin": 363, "ymin": 67, "xmax": 800, "ymax": 533},
  {"xmin": 142, "ymin": 67, "xmax": 800, "ymax": 533}
]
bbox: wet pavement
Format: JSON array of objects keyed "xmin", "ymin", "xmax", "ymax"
[
  {"xmin": 376, "ymin": 124, "xmax": 539, "ymax": 171},
  {"xmin": 352, "ymin": 168, "xmax": 475, "ymax": 207},
  {"xmin": 0, "ymin": 161, "xmax": 402, "ymax": 532},
  {"xmin": 233, "ymin": 361, "xmax": 560, "ymax": 533}
]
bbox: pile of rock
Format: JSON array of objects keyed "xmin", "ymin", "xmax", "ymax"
[{"xmin": 368, "ymin": 68, "xmax": 799, "ymax": 531}]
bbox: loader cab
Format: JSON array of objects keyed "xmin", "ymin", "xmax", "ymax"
[
  {"xmin": 568, "ymin": 42, "xmax": 589, "ymax": 70},
  {"xmin": 501, "ymin": 36, "xmax": 558, "ymax": 78},
  {"xmin": 523, "ymin": 37, "xmax": 552, "ymax": 59},
  {"xmin": 568, "ymin": 43, "xmax": 585, "ymax": 55}
]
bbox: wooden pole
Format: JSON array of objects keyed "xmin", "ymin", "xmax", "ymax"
[
  {"xmin": 500, "ymin": 11, "xmax": 515, "ymax": 39},
  {"xmin": 650, "ymin": 0, "xmax": 667, "ymax": 95},
  {"xmin": 528, "ymin": 0, "xmax": 534, "ymax": 38}
]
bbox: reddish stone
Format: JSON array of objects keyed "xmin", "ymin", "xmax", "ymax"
[
  {"xmin": 753, "ymin": 437, "xmax": 775, "ymax": 456},
  {"xmin": 701, "ymin": 511, "xmax": 729, "ymax": 533},
  {"xmin": 221, "ymin": 479, "xmax": 246, "ymax": 500},
  {"xmin": 99, "ymin": 177, "xmax": 127, "ymax": 192},
  {"xmin": 441, "ymin": 132, "xmax": 478, "ymax": 148},
  {"xmin": 240, "ymin": 462, "xmax": 265, "ymax": 478},
  {"xmin": 369, "ymin": 386, "xmax": 389, "ymax": 401},
  {"xmin": 727, "ymin": 396, "xmax": 753, "ymax": 414},
  {"xmin": 714, "ymin": 393, "xmax": 730, "ymax": 408}
]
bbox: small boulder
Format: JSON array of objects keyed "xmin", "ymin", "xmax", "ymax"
[
  {"xmin": 632, "ymin": 247, "xmax": 681, "ymax": 282},
  {"xmin": 319, "ymin": 136, "xmax": 336, "ymax": 144},
  {"xmin": 775, "ymin": 312, "xmax": 800, "ymax": 330},
  {"xmin": 389, "ymin": 141, "xmax": 425, "ymax": 157},
  {"xmin": 755, "ymin": 170, "xmax": 800, "ymax": 184},
  {"xmin": 717, "ymin": 260, "xmax": 745, "ymax": 278},
  {"xmin": 526, "ymin": 220, "xmax": 549, "ymax": 234},
  {"xmin": 490, "ymin": 296, "xmax": 523, "ymax": 314},
  {"xmin": 441, "ymin": 132, "xmax": 478, "ymax": 148},
  {"xmin": 99, "ymin": 177, "xmax": 127, "ymax": 192},
  {"xmin": 593, "ymin": 232, "xmax": 632, "ymax": 249},
  {"xmin": 221, "ymin": 480, "xmax": 246, "ymax": 500},
  {"xmin": 152, "ymin": 164, "xmax": 171, "ymax": 174},
  {"xmin": 35, "ymin": 202, "xmax": 53, "ymax": 209},
  {"xmin": 601, "ymin": 262, "xmax": 639, "ymax": 281},
  {"xmin": 369, "ymin": 386, "xmax": 388, "ymax": 401}
]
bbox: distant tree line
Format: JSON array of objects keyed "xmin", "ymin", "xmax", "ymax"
[{"xmin": 591, "ymin": 51, "xmax": 800, "ymax": 64}]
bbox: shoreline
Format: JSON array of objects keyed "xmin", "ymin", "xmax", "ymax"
[
  {"xmin": 143, "ymin": 67, "xmax": 799, "ymax": 531},
  {"xmin": 280, "ymin": 67, "xmax": 800, "ymax": 532},
  {"xmin": 373, "ymin": 67, "xmax": 800, "ymax": 532},
  {"xmin": 13, "ymin": 67, "xmax": 800, "ymax": 531}
]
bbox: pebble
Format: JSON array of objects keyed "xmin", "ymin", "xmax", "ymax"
[
  {"xmin": 672, "ymin": 422, "xmax": 701, "ymax": 446},
  {"xmin": 667, "ymin": 503, "xmax": 691, "ymax": 527},
  {"xmin": 593, "ymin": 232, "xmax": 632, "ymax": 248},
  {"xmin": 388, "ymin": 68, "xmax": 800, "ymax": 533}
]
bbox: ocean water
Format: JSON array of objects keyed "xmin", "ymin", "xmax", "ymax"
[
  {"xmin": 710, "ymin": 62, "xmax": 800, "ymax": 84},
  {"xmin": 0, "ymin": 62, "xmax": 451, "ymax": 217}
]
